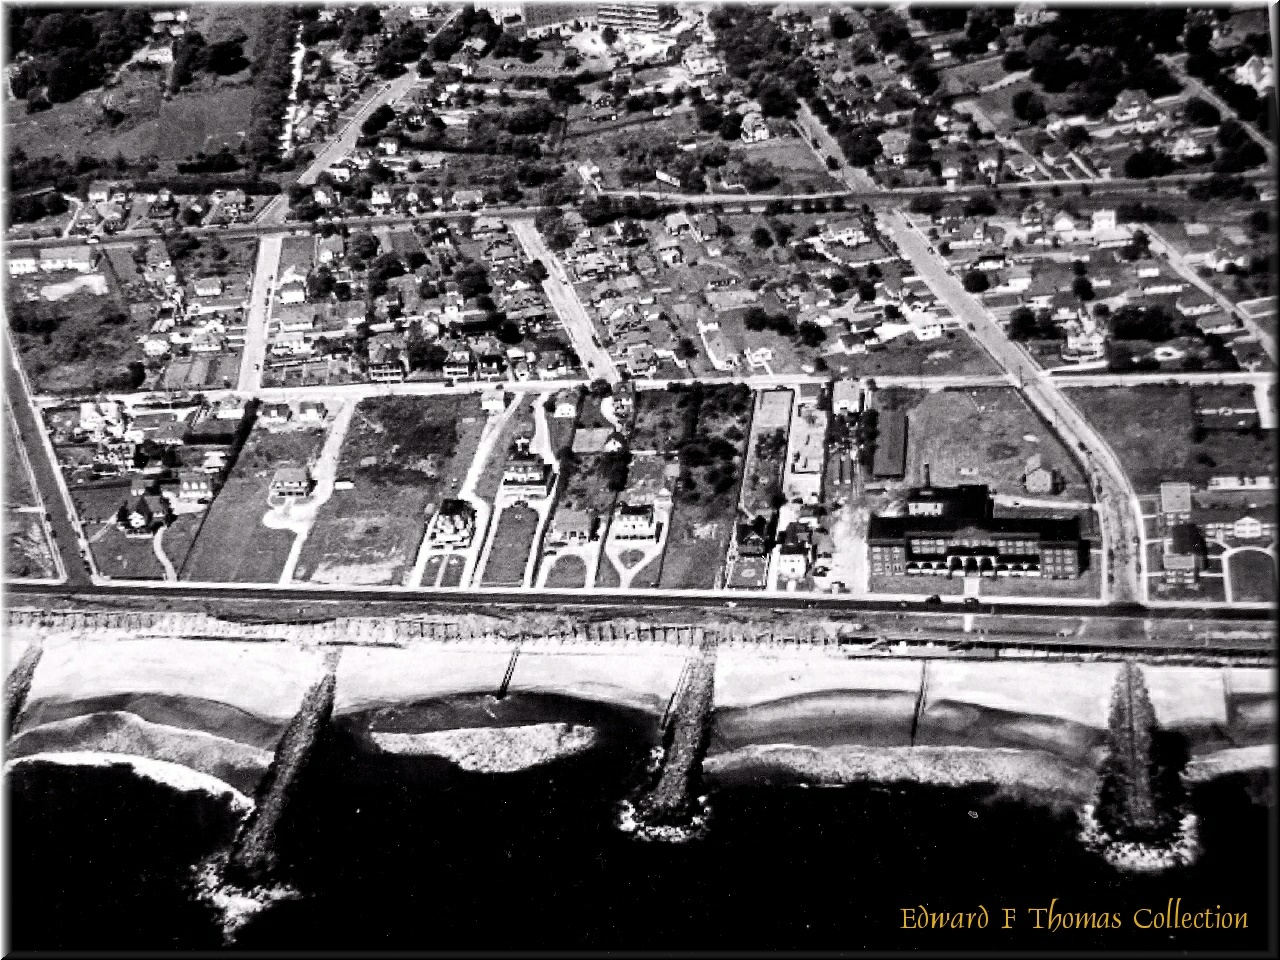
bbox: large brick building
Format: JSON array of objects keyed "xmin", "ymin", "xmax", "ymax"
[{"xmin": 868, "ymin": 484, "xmax": 1082, "ymax": 579}]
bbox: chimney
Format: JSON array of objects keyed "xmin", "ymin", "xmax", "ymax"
[{"xmin": 923, "ymin": 463, "xmax": 931, "ymax": 489}]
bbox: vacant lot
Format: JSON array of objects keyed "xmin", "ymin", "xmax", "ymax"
[
  {"xmin": 480, "ymin": 505, "xmax": 540, "ymax": 587},
  {"xmin": 655, "ymin": 383, "xmax": 752, "ymax": 589},
  {"xmin": 1228, "ymin": 549, "xmax": 1276, "ymax": 604},
  {"xmin": 4, "ymin": 410, "xmax": 37, "ymax": 508},
  {"xmin": 9, "ymin": 284, "xmax": 144, "ymax": 395},
  {"xmin": 1066, "ymin": 386, "xmax": 1275, "ymax": 492},
  {"xmin": 4, "ymin": 511, "xmax": 56, "ymax": 579},
  {"xmin": 884, "ymin": 387, "xmax": 1090, "ymax": 499},
  {"xmin": 181, "ymin": 424, "xmax": 327, "ymax": 583},
  {"xmin": 295, "ymin": 396, "xmax": 486, "ymax": 585}
]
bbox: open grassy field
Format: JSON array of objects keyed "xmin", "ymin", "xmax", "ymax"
[
  {"xmin": 740, "ymin": 389, "xmax": 792, "ymax": 517},
  {"xmin": 158, "ymin": 514, "xmax": 202, "ymax": 573},
  {"xmin": 8, "ymin": 282, "xmax": 145, "ymax": 395},
  {"xmin": 1065, "ymin": 386, "xmax": 1275, "ymax": 493},
  {"xmin": 655, "ymin": 383, "xmax": 752, "ymax": 590},
  {"xmin": 883, "ymin": 387, "xmax": 1090, "ymax": 499},
  {"xmin": 479, "ymin": 505, "xmax": 540, "ymax": 587},
  {"xmin": 4, "ymin": 510, "xmax": 56, "ymax": 579},
  {"xmin": 1227, "ymin": 549, "xmax": 1276, "ymax": 603},
  {"xmin": 294, "ymin": 396, "xmax": 486, "ymax": 586},
  {"xmin": 180, "ymin": 425, "xmax": 326, "ymax": 583}
]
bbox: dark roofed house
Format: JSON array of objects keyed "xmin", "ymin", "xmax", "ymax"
[
  {"xmin": 871, "ymin": 409, "xmax": 907, "ymax": 480},
  {"xmin": 1162, "ymin": 523, "xmax": 1202, "ymax": 585}
]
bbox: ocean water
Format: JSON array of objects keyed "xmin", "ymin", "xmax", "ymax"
[{"xmin": 7, "ymin": 696, "xmax": 1273, "ymax": 951}]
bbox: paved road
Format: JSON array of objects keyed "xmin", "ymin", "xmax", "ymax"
[
  {"xmin": 3, "ymin": 579, "xmax": 1272, "ymax": 624},
  {"xmin": 509, "ymin": 219, "xmax": 619, "ymax": 384},
  {"xmin": 881, "ymin": 209, "xmax": 1146, "ymax": 606},
  {"xmin": 10, "ymin": 169, "xmax": 1271, "ymax": 253},
  {"xmin": 238, "ymin": 234, "xmax": 284, "ymax": 391},
  {"xmin": 3, "ymin": 330, "xmax": 88, "ymax": 586}
]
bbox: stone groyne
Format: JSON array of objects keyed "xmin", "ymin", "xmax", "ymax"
[
  {"xmin": 225, "ymin": 648, "xmax": 340, "ymax": 888},
  {"xmin": 4, "ymin": 642, "xmax": 43, "ymax": 738}
]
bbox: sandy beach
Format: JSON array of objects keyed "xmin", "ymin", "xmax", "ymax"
[{"xmin": 371, "ymin": 723, "xmax": 599, "ymax": 773}]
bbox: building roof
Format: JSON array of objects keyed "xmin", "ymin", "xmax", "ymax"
[{"xmin": 1160, "ymin": 481, "xmax": 1193, "ymax": 515}]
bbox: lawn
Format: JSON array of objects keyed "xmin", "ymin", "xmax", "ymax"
[
  {"xmin": 180, "ymin": 425, "xmax": 327, "ymax": 583},
  {"xmin": 654, "ymin": 383, "xmax": 752, "ymax": 589},
  {"xmin": 868, "ymin": 573, "xmax": 966, "ymax": 596},
  {"xmin": 1227, "ymin": 549, "xmax": 1276, "ymax": 604},
  {"xmin": 1065, "ymin": 386, "xmax": 1276, "ymax": 493},
  {"xmin": 8, "ymin": 284, "xmax": 146, "ymax": 395},
  {"xmin": 480, "ymin": 504, "xmax": 539, "ymax": 587},
  {"xmin": 439, "ymin": 553, "xmax": 466, "ymax": 587},
  {"xmin": 544, "ymin": 554, "xmax": 587, "ymax": 588},
  {"xmin": 884, "ymin": 387, "xmax": 1090, "ymax": 499},
  {"xmin": 4, "ymin": 510, "xmax": 56, "ymax": 579},
  {"xmin": 89, "ymin": 525, "xmax": 166, "ymax": 581},
  {"xmin": 158, "ymin": 513, "xmax": 203, "ymax": 573},
  {"xmin": 294, "ymin": 396, "xmax": 486, "ymax": 586}
]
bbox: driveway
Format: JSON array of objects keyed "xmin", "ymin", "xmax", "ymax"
[{"xmin": 237, "ymin": 234, "xmax": 283, "ymax": 392}]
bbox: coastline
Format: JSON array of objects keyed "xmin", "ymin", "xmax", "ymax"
[{"xmin": 5, "ymin": 750, "xmax": 254, "ymax": 812}]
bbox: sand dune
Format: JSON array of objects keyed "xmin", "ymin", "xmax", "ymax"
[
  {"xmin": 5, "ymin": 751, "xmax": 253, "ymax": 811},
  {"xmin": 9, "ymin": 711, "xmax": 273, "ymax": 796}
]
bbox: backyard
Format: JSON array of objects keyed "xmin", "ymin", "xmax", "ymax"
[{"xmin": 294, "ymin": 395, "xmax": 487, "ymax": 585}]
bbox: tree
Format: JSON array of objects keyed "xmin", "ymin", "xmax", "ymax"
[
  {"xmin": 1008, "ymin": 306, "xmax": 1038, "ymax": 340},
  {"xmin": 829, "ymin": 12, "xmax": 853, "ymax": 39},
  {"xmin": 1183, "ymin": 96, "xmax": 1220, "ymax": 127},
  {"xmin": 751, "ymin": 225, "xmax": 774, "ymax": 249},
  {"xmin": 962, "ymin": 270, "xmax": 989, "ymax": 293},
  {"xmin": 1011, "ymin": 89, "xmax": 1047, "ymax": 123},
  {"xmin": 719, "ymin": 112, "xmax": 743, "ymax": 141},
  {"xmin": 798, "ymin": 321, "xmax": 826, "ymax": 347},
  {"xmin": 1072, "ymin": 276, "xmax": 1095, "ymax": 301},
  {"xmin": 361, "ymin": 103, "xmax": 396, "ymax": 137},
  {"xmin": 1124, "ymin": 147, "xmax": 1175, "ymax": 179},
  {"xmin": 601, "ymin": 25, "xmax": 618, "ymax": 45}
]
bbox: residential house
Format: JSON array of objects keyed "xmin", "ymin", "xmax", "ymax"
[
  {"xmin": 612, "ymin": 502, "xmax": 658, "ymax": 540},
  {"xmin": 1162, "ymin": 523, "xmax": 1201, "ymax": 585},
  {"xmin": 1160, "ymin": 481, "xmax": 1194, "ymax": 524},
  {"xmin": 270, "ymin": 467, "xmax": 313, "ymax": 499}
]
